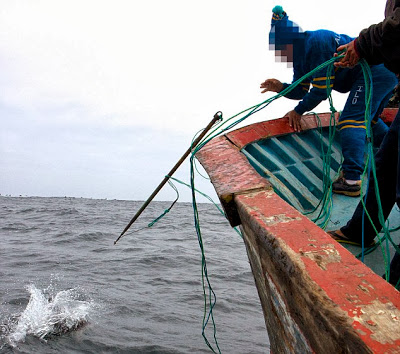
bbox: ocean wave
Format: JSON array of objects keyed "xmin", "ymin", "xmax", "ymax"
[
  {"xmin": 55, "ymin": 208, "xmax": 80, "ymax": 216},
  {"xmin": 16, "ymin": 208, "xmax": 36, "ymax": 214},
  {"xmin": 76, "ymin": 231, "xmax": 105, "ymax": 242},
  {"xmin": 1, "ymin": 223, "xmax": 28, "ymax": 232}
]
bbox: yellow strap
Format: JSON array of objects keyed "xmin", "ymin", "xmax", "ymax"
[
  {"xmin": 339, "ymin": 125, "xmax": 367, "ymax": 130},
  {"xmin": 338, "ymin": 119, "xmax": 366, "ymax": 125},
  {"xmin": 312, "ymin": 76, "xmax": 335, "ymax": 82}
]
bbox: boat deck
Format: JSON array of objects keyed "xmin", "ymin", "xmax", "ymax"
[
  {"xmin": 329, "ymin": 194, "xmax": 400, "ymax": 279},
  {"xmin": 240, "ymin": 124, "xmax": 400, "ymax": 279}
]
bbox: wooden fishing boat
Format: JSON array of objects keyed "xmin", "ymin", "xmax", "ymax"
[{"xmin": 196, "ymin": 108, "xmax": 400, "ymax": 353}]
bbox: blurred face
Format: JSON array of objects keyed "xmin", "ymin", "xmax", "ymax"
[{"xmin": 274, "ymin": 44, "xmax": 293, "ymax": 67}]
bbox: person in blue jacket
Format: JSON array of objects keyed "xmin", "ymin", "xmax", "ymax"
[{"xmin": 261, "ymin": 6, "xmax": 398, "ymax": 197}]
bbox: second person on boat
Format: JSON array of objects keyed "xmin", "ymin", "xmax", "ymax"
[{"xmin": 261, "ymin": 5, "xmax": 397, "ymax": 197}]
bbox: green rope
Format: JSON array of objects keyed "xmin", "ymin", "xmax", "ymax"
[
  {"xmin": 168, "ymin": 176, "xmax": 242, "ymax": 238},
  {"xmin": 184, "ymin": 54, "xmax": 350, "ymax": 352},
  {"xmin": 184, "ymin": 54, "xmax": 400, "ymax": 352},
  {"xmin": 193, "ymin": 55, "xmax": 346, "ymax": 154},
  {"xmin": 146, "ymin": 180, "xmax": 179, "ymax": 226},
  {"xmin": 120, "ymin": 180, "xmax": 179, "ymax": 237},
  {"xmin": 354, "ymin": 60, "xmax": 400, "ymax": 288},
  {"xmin": 139, "ymin": 54, "xmax": 399, "ymax": 352},
  {"xmin": 187, "ymin": 55, "xmax": 400, "ymax": 350},
  {"xmin": 298, "ymin": 63, "xmax": 342, "ymax": 229},
  {"xmin": 302, "ymin": 112, "xmax": 338, "ymax": 228}
]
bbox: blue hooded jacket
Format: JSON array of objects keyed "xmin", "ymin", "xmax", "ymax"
[{"xmin": 270, "ymin": 6, "xmax": 357, "ymax": 114}]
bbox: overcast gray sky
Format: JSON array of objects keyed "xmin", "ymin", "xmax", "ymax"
[{"xmin": 0, "ymin": 0, "xmax": 387, "ymax": 202}]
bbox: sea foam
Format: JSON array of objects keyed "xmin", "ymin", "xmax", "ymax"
[{"xmin": 6, "ymin": 284, "xmax": 93, "ymax": 346}]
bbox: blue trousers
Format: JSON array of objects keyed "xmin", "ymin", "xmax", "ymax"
[
  {"xmin": 338, "ymin": 64, "xmax": 398, "ymax": 180},
  {"xmin": 341, "ymin": 104, "xmax": 400, "ymax": 285}
]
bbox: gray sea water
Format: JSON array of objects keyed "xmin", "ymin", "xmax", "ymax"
[{"xmin": 0, "ymin": 196, "xmax": 270, "ymax": 353}]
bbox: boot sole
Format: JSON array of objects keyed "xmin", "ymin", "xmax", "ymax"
[{"xmin": 332, "ymin": 189, "xmax": 361, "ymax": 197}]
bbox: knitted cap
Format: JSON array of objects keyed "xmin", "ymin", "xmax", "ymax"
[
  {"xmin": 269, "ymin": 6, "xmax": 302, "ymax": 50},
  {"xmin": 271, "ymin": 5, "xmax": 287, "ymax": 24}
]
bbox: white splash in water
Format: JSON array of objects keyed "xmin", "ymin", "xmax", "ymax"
[{"xmin": 7, "ymin": 284, "xmax": 93, "ymax": 346}]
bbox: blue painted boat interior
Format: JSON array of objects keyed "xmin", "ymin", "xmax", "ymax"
[
  {"xmin": 242, "ymin": 127, "xmax": 342, "ymax": 213},
  {"xmin": 241, "ymin": 127, "xmax": 400, "ymax": 277}
]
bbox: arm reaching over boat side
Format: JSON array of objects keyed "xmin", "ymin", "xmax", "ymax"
[{"xmin": 260, "ymin": 78, "xmax": 284, "ymax": 93}]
